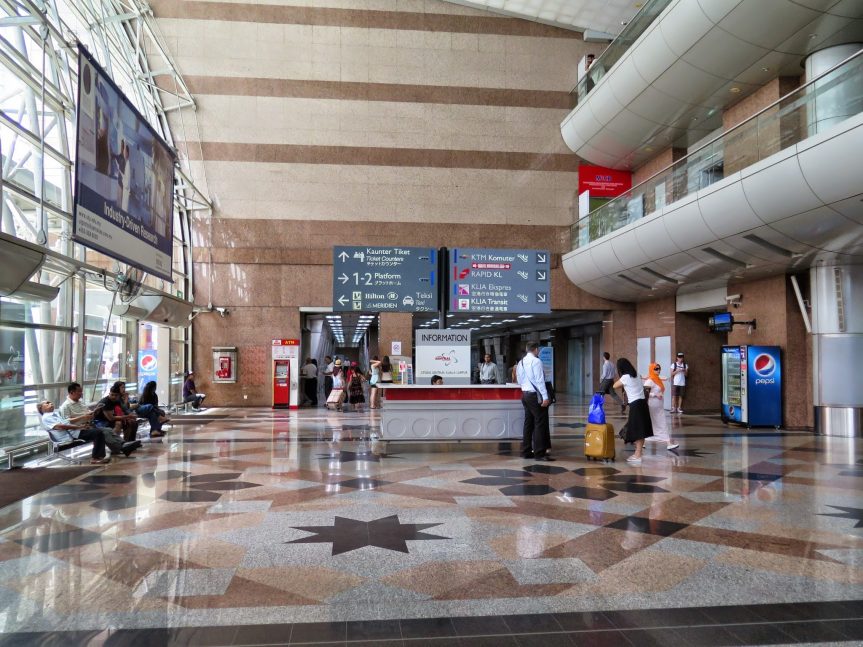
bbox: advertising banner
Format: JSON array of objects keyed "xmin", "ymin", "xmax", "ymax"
[
  {"xmin": 415, "ymin": 329, "xmax": 471, "ymax": 385},
  {"xmin": 577, "ymin": 164, "xmax": 632, "ymax": 198},
  {"xmin": 746, "ymin": 345, "xmax": 782, "ymax": 427},
  {"xmin": 138, "ymin": 349, "xmax": 158, "ymax": 393},
  {"xmin": 74, "ymin": 46, "xmax": 175, "ymax": 281},
  {"xmin": 539, "ymin": 346, "xmax": 554, "ymax": 384}
]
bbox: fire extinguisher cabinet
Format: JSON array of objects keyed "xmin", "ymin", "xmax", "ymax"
[{"xmin": 212, "ymin": 347, "xmax": 238, "ymax": 383}]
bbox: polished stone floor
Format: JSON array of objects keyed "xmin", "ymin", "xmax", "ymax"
[{"xmin": 0, "ymin": 398, "xmax": 861, "ymax": 645}]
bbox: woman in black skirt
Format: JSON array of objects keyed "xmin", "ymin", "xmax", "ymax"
[{"xmin": 613, "ymin": 357, "xmax": 653, "ymax": 465}]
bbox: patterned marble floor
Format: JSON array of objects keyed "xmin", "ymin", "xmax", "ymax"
[{"xmin": 0, "ymin": 399, "xmax": 862, "ymax": 644}]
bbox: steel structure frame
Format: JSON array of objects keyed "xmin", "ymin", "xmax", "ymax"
[{"xmin": 0, "ymin": 0, "xmax": 211, "ymax": 448}]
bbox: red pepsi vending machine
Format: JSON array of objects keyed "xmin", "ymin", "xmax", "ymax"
[{"xmin": 721, "ymin": 345, "xmax": 782, "ymax": 428}]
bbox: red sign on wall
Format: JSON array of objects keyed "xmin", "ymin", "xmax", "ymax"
[{"xmin": 577, "ymin": 164, "xmax": 632, "ymax": 198}]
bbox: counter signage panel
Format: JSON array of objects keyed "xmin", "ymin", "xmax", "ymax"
[
  {"xmin": 449, "ymin": 248, "xmax": 551, "ymax": 314},
  {"xmin": 332, "ymin": 246, "xmax": 439, "ymax": 312}
]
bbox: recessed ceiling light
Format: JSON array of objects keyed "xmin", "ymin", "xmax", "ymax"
[
  {"xmin": 518, "ymin": 315, "xmax": 533, "ymax": 319},
  {"xmin": 809, "ymin": 33, "xmax": 817, "ymax": 39},
  {"xmin": 480, "ymin": 315, "xmax": 493, "ymax": 319},
  {"xmin": 730, "ymin": 87, "xmax": 740, "ymax": 93},
  {"xmin": 761, "ymin": 66, "xmax": 770, "ymax": 72}
]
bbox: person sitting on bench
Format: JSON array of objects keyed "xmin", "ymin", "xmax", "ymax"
[
  {"xmin": 182, "ymin": 372, "xmax": 206, "ymax": 410},
  {"xmin": 93, "ymin": 387, "xmax": 143, "ymax": 453},
  {"xmin": 38, "ymin": 400, "xmax": 128, "ymax": 464}
]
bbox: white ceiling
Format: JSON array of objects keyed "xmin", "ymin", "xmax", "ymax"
[{"xmin": 442, "ymin": 0, "xmax": 642, "ymax": 35}]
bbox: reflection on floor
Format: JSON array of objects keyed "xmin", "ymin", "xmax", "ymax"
[{"xmin": 1, "ymin": 400, "xmax": 862, "ymax": 645}]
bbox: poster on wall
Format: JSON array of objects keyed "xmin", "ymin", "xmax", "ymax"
[
  {"xmin": 539, "ymin": 346, "xmax": 554, "ymax": 385},
  {"xmin": 577, "ymin": 164, "xmax": 632, "ymax": 197},
  {"xmin": 73, "ymin": 45, "xmax": 176, "ymax": 281},
  {"xmin": 415, "ymin": 329, "xmax": 471, "ymax": 385},
  {"xmin": 137, "ymin": 349, "xmax": 158, "ymax": 393}
]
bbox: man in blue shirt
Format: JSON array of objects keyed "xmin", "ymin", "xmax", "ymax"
[
  {"xmin": 38, "ymin": 400, "xmax": 109, "ymax": 464},
  {"xmin": 516, "ymin": 342, "xmax": 554, "ymax": 461}
]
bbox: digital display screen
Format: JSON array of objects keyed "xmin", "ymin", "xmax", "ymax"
[{"xmin": 709, "ymin": 312, "xmax": 734, "ymax": 333}]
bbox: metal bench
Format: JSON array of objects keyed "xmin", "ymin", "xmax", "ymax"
[{"xmin": 2, "ymin": 438, "xmax": 52, "ymax": 469}]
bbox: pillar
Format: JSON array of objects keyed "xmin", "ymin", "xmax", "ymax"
[
  {"xmin": 805, "ymin": 44, "xmax": 863, "ymax": 135},
  {"xmin": 811, "ymin": 264, "xmax": 863, "ymax": 436},
  {"xmin": 378, "ymin": 313, "xmax": 413, "ymax": 360}
]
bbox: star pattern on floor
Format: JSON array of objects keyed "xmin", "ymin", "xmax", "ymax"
[
  {"xmin": 459, "ymin": 468, "xmax": 669, "ymax": 498},
  {"xmin": 668, "ymin": 448, "xmax": 714, "ymax": 457},
  {"xmin": 316, "ymin": 449, "xmax": 399, "ymax": 463},
  {"xmin": 819, "ymin": 505, "xmax": 863, "ymax": 528},
  {"xmin": 287, "ymin": 515, "xmax": 448, "ymax": 555}
]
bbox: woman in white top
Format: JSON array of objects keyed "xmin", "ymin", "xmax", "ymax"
[
  {"xmin": 613, "ymin": 357, "xmax": 653, "ymax": 465},
  {"xmin": 369, "ymin": 355, "xmax": 382, "ymax": 409},
  {"xmin": 643, "ymin": 363, "xmax": 678, "ymax": 451}
]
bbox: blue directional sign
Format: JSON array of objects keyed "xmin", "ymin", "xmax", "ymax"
[
  {"xmin": 449, "ymin": 248, "xmax": 551, "ymax": 314},
  {"xmin": 333, "ymin": 246, "xmax": 439, "ymax": 312}
]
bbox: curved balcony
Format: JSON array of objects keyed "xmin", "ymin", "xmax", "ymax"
[{"xmin": 563, "ymin": 49, "xmax": 863, "ymax": 302}]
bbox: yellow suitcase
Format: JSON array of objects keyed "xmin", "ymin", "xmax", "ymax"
[{"xmin": 584, "ymin": 422, "xmax": 615, "ymax": 462}]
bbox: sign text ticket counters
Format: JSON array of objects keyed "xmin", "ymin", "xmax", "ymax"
[{"xmin": 332, "ymin": 246, "xmax": 438, "ymax": 312}]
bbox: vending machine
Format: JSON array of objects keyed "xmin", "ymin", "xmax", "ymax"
[{"xmin": 721, "ymin": 345, "xmax": 782, "ymax": 428}]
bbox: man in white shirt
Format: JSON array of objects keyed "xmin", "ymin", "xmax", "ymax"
[
  {"xmin": 516, "ymin": 342, "xmax": 553, "ymax": 461},
  {"xmin": 598, "ymin": 351, "xmax": 625, "ymax": 414},
  {"xmin": 302, "ymin": 358, "xmax": 319, "ymax": 406},
  {"xmin": 671, "ymin": 352, "xmax": 689, "ymax": 414},
  {"xmin": 38, "ymin": 399, "xmax": 109, "ymax": 464},
  {"xmin": 479, "ymin": 353, "xmax": 498, "ymax": 384},
  {"xmin": 323, "ymin": 355, "xmax": 335, "ymax": 401}
]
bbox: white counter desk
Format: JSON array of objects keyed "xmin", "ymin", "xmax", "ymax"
[{"xmin": 379, "ymin": 384, "xmax": 524, "ymax": 443}]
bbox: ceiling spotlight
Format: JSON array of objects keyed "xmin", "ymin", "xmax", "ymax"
[{"xmin": 730, "ymin": 87, "xmax": 740, "ymax": 93}]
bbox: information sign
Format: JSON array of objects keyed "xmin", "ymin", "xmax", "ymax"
[
  {"xmin": 449, "ymin": 248, "xmax": 551, "ymax": 314},
  {"xmin": 332, "ymin": 246, "xmax": 439, "ymax": 312},
  {"xmin": 415, "ymin": 329, "xmax": 471, "ymax": 385}
]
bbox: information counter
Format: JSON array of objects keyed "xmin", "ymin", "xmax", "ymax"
[{"xmin": 380, "ymin": 384, "xmax": 524, "ymax": 442}]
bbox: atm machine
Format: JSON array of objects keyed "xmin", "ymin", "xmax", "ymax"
[
  {"xmin": 272, "ymin": 339, "xmax": 299, "ymax": 409},
  {"xmin": 273, "ymin": 359, "xmax": 290, "ymax": 409}
]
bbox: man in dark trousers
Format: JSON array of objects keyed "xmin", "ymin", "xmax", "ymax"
[{"xmin": 516, "ymin": 342, "xmax": 553, "ymax": 461}]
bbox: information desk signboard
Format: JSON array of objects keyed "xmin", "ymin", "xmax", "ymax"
[
  {"xmin": 415, "ymin": 329, "xmax": 471, "ymax": 385},
  {"xmin": 332, "ymin": 246, "xmax": 439, "ymax": 312},
  {"xmin": 449, "ymin": 248, "xmax": 551, "ymax": 314}
]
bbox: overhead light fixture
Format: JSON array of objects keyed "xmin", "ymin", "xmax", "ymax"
[
  {"xmin": 730, "ymin": 87, "xmax": 740, "ymax": 93},
  {"xmin": 518, "ymin": 315, "xmax": 533, "ymax": 319}
]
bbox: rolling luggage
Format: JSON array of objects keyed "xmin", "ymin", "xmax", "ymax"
[
  {"xmin": 584, "ymin": 422, "xmax": 615, "ymax": 462},
  {"xmin": 326, "ymin": 388, "xmax": 345, "ymax": 411}
]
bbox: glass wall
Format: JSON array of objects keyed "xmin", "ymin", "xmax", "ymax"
[{"xmin": 0, "ymin": 0, "xmax": 206, "ymax": 451}]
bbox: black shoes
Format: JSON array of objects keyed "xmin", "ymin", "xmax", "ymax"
[
  {"xmin": 522, "ymin": 452, "xmax": 535, "ymax": 459},
  {"xmin": 121, "ymin": 440, "xmax": 142, "ymax": 456},
  {"xmin": 535, "ymin": 454, "xmax": 556, "ymax": 462}
]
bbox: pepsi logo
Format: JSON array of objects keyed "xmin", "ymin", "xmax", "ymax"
[
  {"xmin": 140, "ymin": 353, "xmax": 157, "ymax": 371},
  {"xmin": 752, "ymin": 353, "xmax": 776, "ymax": 377}
]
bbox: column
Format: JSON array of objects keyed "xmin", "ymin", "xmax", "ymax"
[
  {"xmin": 805, "ymin": 44, "xmax": 863, "ymax": 135},
  {"xmin": 811, "ymin": 264, "xmax": 863, "ymax": 436}
]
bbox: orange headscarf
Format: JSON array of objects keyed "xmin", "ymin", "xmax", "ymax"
[{"xmin": 648, "ymin": 363, "xmax": 665, "ymax": 393}]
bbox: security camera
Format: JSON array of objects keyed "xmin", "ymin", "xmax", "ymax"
[
  {"xmin": 725, "ymin": 294, "xmax": 742, "ymax": 308},
  {"xmin": 215, "ymin": 307, "xmax": 229, "ymax": 317}
]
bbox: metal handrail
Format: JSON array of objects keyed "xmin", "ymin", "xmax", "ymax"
[{"xmin": 572, "ymin": 47, "xmax": 863, "ymax": 250}]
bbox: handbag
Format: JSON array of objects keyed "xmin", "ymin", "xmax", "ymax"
[{"xmin": 618, "ymin": 423, "xmax": 628, "ymax": 440}]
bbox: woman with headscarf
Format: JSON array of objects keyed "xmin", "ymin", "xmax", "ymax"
[{"xmin": 643, "ymin": 363, "xmax": 678, "ymax": 451}]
